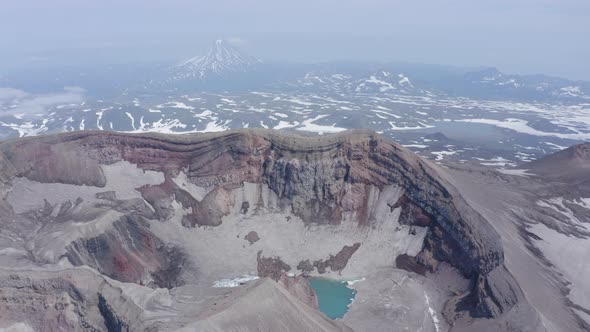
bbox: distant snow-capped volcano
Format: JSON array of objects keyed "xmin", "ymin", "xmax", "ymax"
[{"xmin": 173, "ymin": 39, "xmax": 262, "ymax": 80}]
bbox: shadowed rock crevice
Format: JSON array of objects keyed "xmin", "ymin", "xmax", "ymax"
[
  {"xmin": 99, "ymin": 293, "xmax": 130, "ymax": 332},
  {"xmin": 392, "ymin": 194, "xmax": 433, "ymax": 227},
  {"xmin": 395, "ymin": 254, "xmax": 427, "ymax": 276}
]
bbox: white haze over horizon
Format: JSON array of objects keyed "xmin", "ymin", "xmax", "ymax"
[{"xmin": 0, "ymin": 0, "xmax": 589, "ymax": 80}]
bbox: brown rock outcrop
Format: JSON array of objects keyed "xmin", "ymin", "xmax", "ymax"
[
  {"xmin": 313, "ymin": 243, "xmax": 361, "ymax": 274},
  {"xmin": 244, "ymin": 231, "xmax": 260, "ymax": 244},
  {"xmin": 257, "ymin": 250, "xmax": 291, "ymax": 281}
]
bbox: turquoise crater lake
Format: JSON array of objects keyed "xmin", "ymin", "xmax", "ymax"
[{"xmin": 309, "ymin": 278, "xmax": 357, "ymax": 319}]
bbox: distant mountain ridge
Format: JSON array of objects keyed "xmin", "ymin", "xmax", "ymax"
[
  {"xmin": 160, "ymin": 39, "xmax": 590, "ymax": 102},
  {"xmin": 282, "ymin": 65, "xmax": 590, "ymax": 101},
  {"xmin": 457, "ymin": 67, "xmax": 590, "ymax": 101},
  {"xmin": 1, "ymin": 39, "xmax": 589, "ymax": 102},
  {"xmin": 285, "ymin": 69, "xmax": 437, "ymax": 97}
]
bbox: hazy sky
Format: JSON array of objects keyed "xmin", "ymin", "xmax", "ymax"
[{"xmin": 1, "ymin": 0, "xmax": 589, "ymax": 80}]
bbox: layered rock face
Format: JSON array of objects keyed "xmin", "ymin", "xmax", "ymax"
[
  {"xmin": 65, "ymin": 215, "xmax": 186, "ymax": 288},
  {"xmin": 0, "ymin": 129, "xmax": 527, "ymax": 329}
]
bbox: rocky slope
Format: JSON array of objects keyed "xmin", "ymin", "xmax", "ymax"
[
  {"xmin": 0, "ymin": 268, "xmax": 146, "ymax": 332},
  {"xmin": 527, "ymin": 143, "xmax": 590, "ymax": 186},
  {"xmin": 0, "ymin": 129, "xmax": 540, "ymax": 331}
]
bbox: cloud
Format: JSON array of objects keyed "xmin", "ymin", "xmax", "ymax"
[
  {"xmin": 23, "ymin": 55, "xmax": 50, "ymax": 64},
  {"xmin": 0, "ymin": 87, "xmax": 85, "ymax": 118},
  {"xmin": 63, "ymin": 86, "xmax": 86, "ymax": 94},
  {"xmin": 0, "ymin": 88, "xmax": 29, "ymax": 102},
  {"xmin": 225, "ymin": 37, "xmax": 248, "ymax": 47}
]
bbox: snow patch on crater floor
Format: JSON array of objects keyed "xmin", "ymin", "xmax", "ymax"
[
  {"xmin": 346, "ymin": 277, "xmax": 365, "ymax": 287},
  {"xmin": 424, "ymin": 293, "xmax": 441, "ymax": 332},
  {"xmin": 213, "ymin": 274, "xmax": 260, "ymax": 288},
  {"xmin": 497, "ymin": 169, "xmax": 531, "ymax": 176},
  {"xmin": 0, "ymin": 322, "xmax": 36, "ymax": 332}
]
